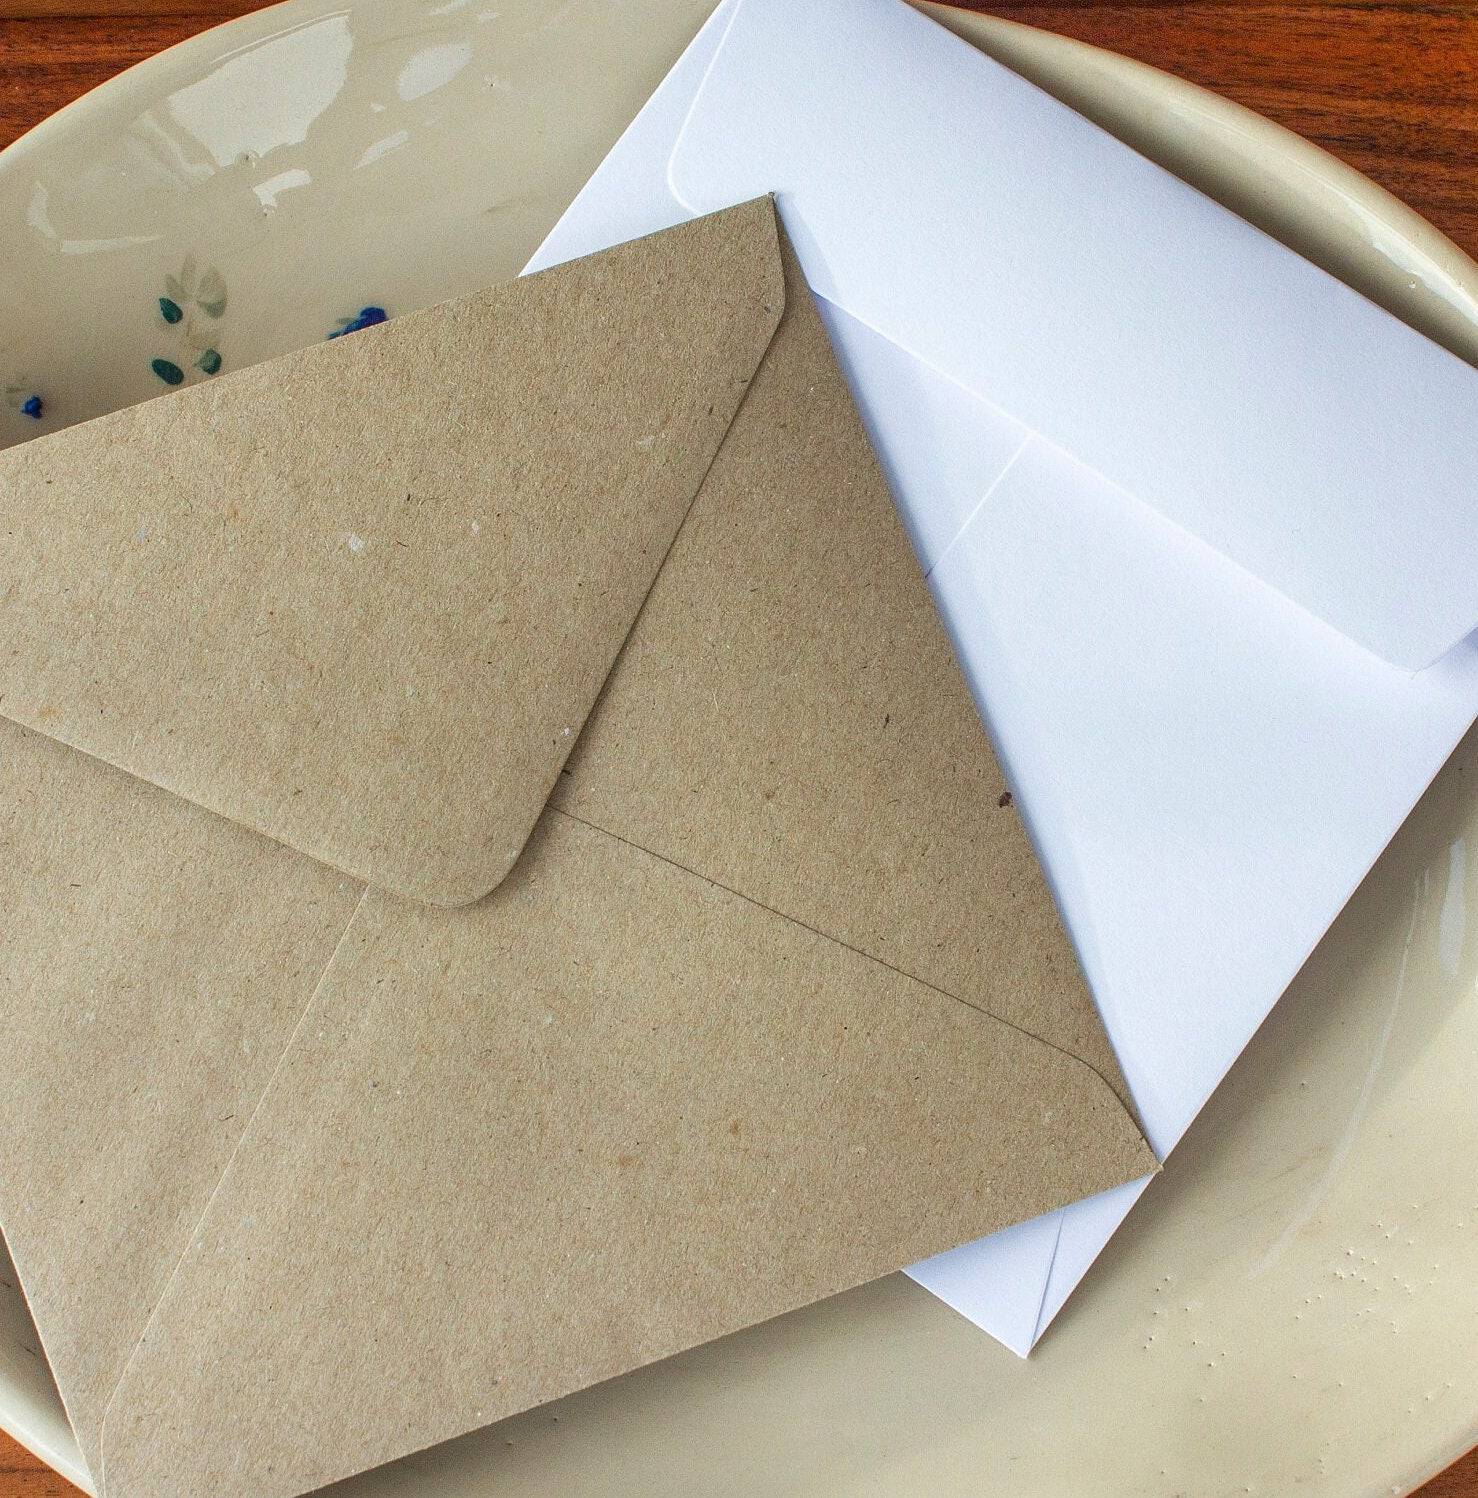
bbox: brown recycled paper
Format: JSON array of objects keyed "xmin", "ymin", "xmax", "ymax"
[
  {"xmin": 0, "ymin": 201, "xmax": 780, "ymax": 907},
  {"xmin": 0, "ymin": 198, "xmax": 1156, "ymax": 1498}
]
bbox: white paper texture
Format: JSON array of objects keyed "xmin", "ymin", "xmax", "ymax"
[{"xmin": 669, "ymin": 0, "xmax": 1478, "ymax": 672}]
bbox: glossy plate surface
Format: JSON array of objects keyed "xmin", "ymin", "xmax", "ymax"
[{"xmin": 1, "ymin": 3, "xmax": 1475, "ymax": 1493}]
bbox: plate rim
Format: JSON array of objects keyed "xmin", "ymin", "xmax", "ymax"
[{"xmin": 1, "ymin": 2, "xmax": 1475, "ymax": 1494}]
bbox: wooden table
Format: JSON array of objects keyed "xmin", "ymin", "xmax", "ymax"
[{"xmin": 0, "ymin": 1, "xmax": 1473, "ymax": 1494}]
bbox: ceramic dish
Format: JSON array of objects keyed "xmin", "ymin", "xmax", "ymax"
[{"xmin": 2, "ymin": 3, "xmax": 1476, "ymax": 1493}]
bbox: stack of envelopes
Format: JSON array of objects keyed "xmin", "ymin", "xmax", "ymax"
[{"xmin": 5, "ymin": 0, "xmax": 1478, "ymax": 1493}]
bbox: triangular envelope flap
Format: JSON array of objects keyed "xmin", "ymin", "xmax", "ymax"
[
  {"xmin": 668, "ymin": 0, "xmax": 1478, "ymax": 670},
  {"xmin": 0, "ymin": 199, "xmax": 784, "ymax": 906}
]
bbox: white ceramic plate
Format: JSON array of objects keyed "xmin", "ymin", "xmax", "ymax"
[{"xmin": 2, "ymin": 4, "xmax": 1476, "ymax": 1493}]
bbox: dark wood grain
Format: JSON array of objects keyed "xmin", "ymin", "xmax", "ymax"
[
  {"xmin": 0, "ymin": 1439, "xmax": 77, "ymax": 1498},
  {"xmin": 1428, "ymin": 1452, "xmax": 1478, "ymax": 1498},
  {"xmin": 0, "ymin": 1, "xmax": 1473, "ymax": 1494}
]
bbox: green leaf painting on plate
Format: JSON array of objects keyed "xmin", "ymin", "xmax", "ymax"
[{"xmin": 152, "ymin": 258, "xmax": 227, "ymax": 385}]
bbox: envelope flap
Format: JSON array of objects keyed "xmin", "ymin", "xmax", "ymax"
[
  {"xmin": 668, "ymin": 0, "xmax": 1478, "ymax": 669},
  {"xmin": 0, "ymin": 199, "xmax": 784, "ymax": 906}
]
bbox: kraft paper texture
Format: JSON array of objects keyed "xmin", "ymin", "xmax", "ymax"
[{"xmin": 0, "ymin": 199, "xmax": 1153, "ymax": 1498}]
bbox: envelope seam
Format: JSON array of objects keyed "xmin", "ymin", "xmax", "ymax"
[
  {"xmin": 923, "ymin": 434, "xmax": 1032, "ymax": 583},
  {"xmin": 0, "ymin": 1220, "xmax": 98, "ymax": 1486},
  {"xmin": 548, "ymin": 807, "xmax": 1136, "ymax": 1107},
  {"xmin": 95, "ymin": 883, "xmax": 372, "ymax": 1495},
  {"xmin": 1028, "ymin": 1209, "xmax": 1067, "ymax": 1348}
]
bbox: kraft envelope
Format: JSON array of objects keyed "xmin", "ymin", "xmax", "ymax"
[
  {"xmin": 527, "ymin": 0, "xmax": 1478, "ymax": 1355},
  {"xmin": 0, "ymin": 199, "xmax": 1153, "ymax": 1497}
]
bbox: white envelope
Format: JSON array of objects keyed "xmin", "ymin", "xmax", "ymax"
[{"xmin": 524, "ymin": 0, "xmax": 1478, "ymax": 1354}]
